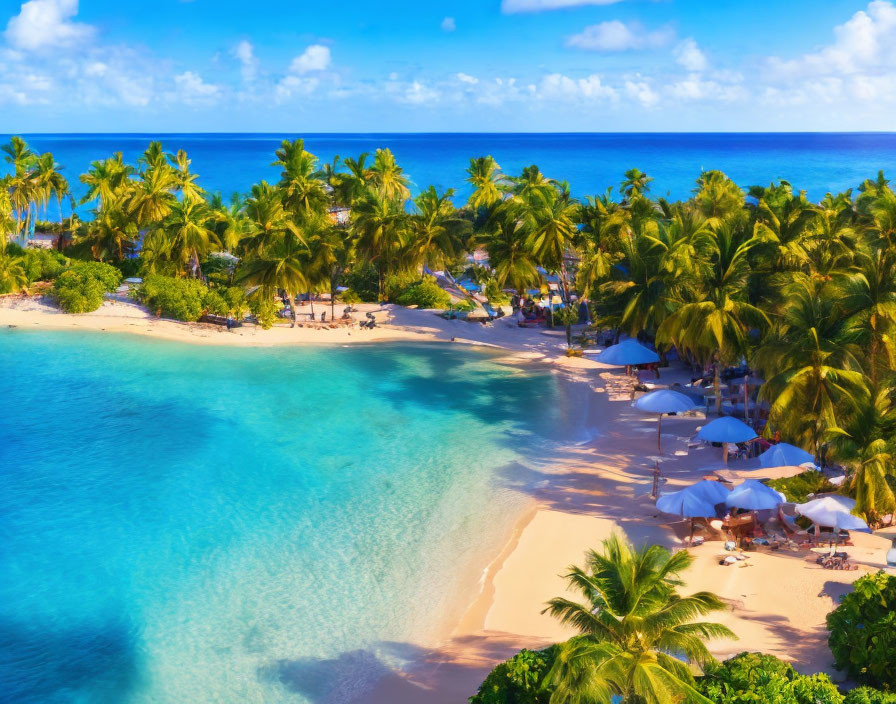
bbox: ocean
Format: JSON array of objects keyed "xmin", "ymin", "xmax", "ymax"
[
  {"xmin": 7, "ymin": 132, "xmax": 896, "ymax": 206},
  {"xmin": 0, "ymin": 330, "xmax": 590, "ymax": 704}
]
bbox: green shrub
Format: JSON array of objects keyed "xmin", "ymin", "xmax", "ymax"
[
  {"xmin": 22, "ymin": 248, "xmax": 66, "ymax": 282},
  {"xmin": 341, "ymin": 265, "xmax": 379, "ymax": 302},
  {"xmin": 769, "ymin": 470, "xmax": 833, "ymax": 503},
  {"xmin": 469, "ymin": 646, "xmax": 558, "ymax": 704},
  {"xmin": 138, "ymin": 275, "xmax": 208, "ymax": 322},
  {"xmin": 248, "ymin": 292, "xmax": 281, "ymax": 329},
  {"xmin": 224, "ymin": 286, "xmax": 249, "ymax": 320},
  {"xmin": 697, "ymin": 652, "xmax": 843, "ymax": 704},
  {"xmin": 827, "ymin": 572, "xmax": 896, "ymax": 690},
  {"xmin": 844, "ymin": 688, "xmax": 896, "ymax": 704},
  {"xmin": 395, "ymin": 276, "xmax": 451, "ymax": 309},
  {"xmin": 52, "ymin": 262, "xmax": 122, "ymax": 313},
  {"xmin": 202, "ymin": 290, "xmax": 229, "ymax": 316},
  {"xmin": 485, "ymin": 278, "xmax": 510, "ymax": 305},
  {"xmin": 340, "ymin": 289, "xmax": 361, "ymax": 304},
  {"xmin": 452, "ymin": 298, "xmax": 476, "ymax": 313},
  {"xmin": 383, "ymin": 270, "xmax": 418, "ymax": 301},
  {"xmin": 114, "ymin": 257, "xmax": 142, "ymax": 279}
]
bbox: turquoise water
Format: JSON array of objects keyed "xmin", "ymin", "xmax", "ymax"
[{"xmin": 0, "ymin": 331, "xmax": 579, "ymax": 703}]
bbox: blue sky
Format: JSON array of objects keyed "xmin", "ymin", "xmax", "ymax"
[{"xmin": 0, "ymin": 0, "xmax": 893, "ymax": 132}]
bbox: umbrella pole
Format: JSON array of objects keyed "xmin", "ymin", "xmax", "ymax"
[
  {"xmin": 689, "ymin": 518, "xmax": 695, "ymax": 546},
  {"xmin": 723, "ymin": 442, "xmax": 729, "ymax": 464},
  {"xmin": 657, "ymin": 414, "xmax": 662, "ymax": 453}
]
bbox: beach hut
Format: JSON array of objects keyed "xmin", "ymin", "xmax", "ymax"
[
  {"xmin": 596, "ymin": 339, "xmax": 660, "ymax": 367},
  {"xmin": 759, "ymin": 442, "xmax": 814, "ymax": 469},
  {"xmin": 695, "ymin": 416, "xmax": 758, "ymax": 463},
  {"xmin": 633, "ymin": 389, "xmax": 696, "ymax": 452},
  {"xmin": 796, "ymin": 496, "xmax": 870, "ymax": 533},
  {"xmin": 725, "ymin": 479, "xmax": 786, "ymax": 511}
]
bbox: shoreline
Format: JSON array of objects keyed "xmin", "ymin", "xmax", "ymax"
[{"xmin": 4, "ymin": 296, "xmax": 894, "ymax": 702}]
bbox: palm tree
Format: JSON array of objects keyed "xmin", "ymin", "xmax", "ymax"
[
  {"xmin": 369, "ymin": 148, "xmax": 410, "ymax": 202},
  {"xmin": 171, "ymin": 149, "xmax": 204, "ymax": 203},
  {"xmin": 351, "ymin": 188, "xmax": 409, "ymax": 299},
  {"xmin": 466, "ymin": 156, "xmax": 507, "ymax": 211},
  {"xmin": 0, "ymin": 247, "xmax": 28, "ymax": 294},
  {"xmin": 543, "ymin": 534, "xmax": 735, "ymax": 704},
  {"xmin": 479, "ymin": 203, "xmax": 541, "ymax": 302},
  {"xmin": 236, "ymin": 229, "xmax": 310, "ymax": 327},
  {"xmin": 272, "ymin": 139, "xmax": 330, "ymax": 218},
  {"xmin": 76, "ymin": 207, "xmax": 138, "ymax": 261},
  {"xmin": 620, "ymin": 168, "xmax": 653, "ymax": 201},
  {"xmin": 127, "ymin": 165, "xmax": 177, "ymax": 227},
  {"xmin": 406, "ymin": 186, "xmax": 468, "ymax": 271},
  {"xmin": 658, "ymin": 225, "xmax": 768, "ymax": 414},
  {"xmin": 827, "ymin": 383, "xmax": 896, "ymax": 521},
  {"xmin": 33, "ymin": 153, "xmax": 70, "ymax": 236},
  {"xmin": 80, "ymin": 153, "xmax": 133, "ymax": 209},
  {"xmin": 162, "ymin": 198, "xmax": 221, "ymax": 277},
  {"xmin": 2, "ymin": 136, "xmax": 37, "ymax": 237}
]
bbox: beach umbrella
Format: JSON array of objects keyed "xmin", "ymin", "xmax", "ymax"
[
  {"xmin": 725, "ymin": 479, "xmax": 786, "ymax": 511},
  {"xmin": 695, "ymin": 416, "xmax": 758, "ymax": 462},
  {"xmin": 796, "ymin": 496, "xmax": 870, "ymax": 533},
  {"xmin": 634, "ymin": 389, "xmax": 697, "ymax": 452},
  {"xmin": 685, "ymin": 479, "xmax": 732, "ymax": 505},
  {"xmin": 759, "ymin": 442, "xmax": 814, "ymax": 469},
  {"xmin": 657, "ymin": 487, "xmax": 719, "ymax": 545},
  {"xmin": 598, "ymin": 339, "xmax": 660, "ymax": 367}
]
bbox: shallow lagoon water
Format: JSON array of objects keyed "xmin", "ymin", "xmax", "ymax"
[{"xmin": 0, "ymin": 331, "xmax": 583, "ymax": 703}]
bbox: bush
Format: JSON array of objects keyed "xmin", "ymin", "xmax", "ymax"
[
  {"xmin": 248, "ymin": 292, "xmax": 281, "ymax": 329},
  {"xmin": 202, "ymin": 290, "xmax": 229, "ymax": 316},
  {"xmin": 22, "ymin": 248, "xmax": 66, "ymax": 282},
  {"xmin": 827, "ymin": 572, "xmax": 896, "ymax": 690},
  {"xmin": 769, "ymin": 470, "xmax": 834, "ymax": 504},
  {"xmin": 138, "ymin": 275, "xmax": 208, "ymax": 322},
  {"xmin": 52, "ymin": 262, "xmax": 122, "ymax": 313},
  {"xmin": 844, "ymin": 688, "xmax": 896, "ymax": 704},
  {"xmin": 341, "ymin": 265, "xmax": 379, "ymax": 302},
  {"xmin": 383, "ymin": 270, "xmax": 418, "ymax": 301},
  {"xmin": 697, "ymin": 652, "xmax": 843, "ymax": 704},
  {"xmin": 340, "ymin": 289, "xmax": 361, "ymax": 304},
  {"xmin": 114, "ymin": 257, "xmax": 142, "ymax": 279},
  {"xmin": 224, "ymin": 286, "xmax": 248, "ymax": 320},
  {"xmin": 395, "ymin": 275, "xmax": 451, "ymax": 309},
  {"xmin": 469, "ymin": 646, "xmax": 558, "ymax": 704},
  {"xmin": 485, "ymin": 278, "xmax": 510, "ymax": 305}
]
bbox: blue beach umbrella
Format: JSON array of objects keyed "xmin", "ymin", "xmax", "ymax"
[
  {"xmin": 657, "ymin": 490, "xmax": 717, "ymax": 518},
  {"xmin": 695, "ymin": 416, "xmax": 758, "ymax": 463},
  {"xmin": 759, "ymin": 442, "xmax": 814, "ymax": 469},
  {"xmin": 634, "ymin": 389, "xmax": 697, "ymax": 452},
  {"xmin": 686, "ymin": 479, "xmax": 732, "ymax": 505},
  {"xmin": 597, "ymin": 339, "xmax": 660, "ymax": 367},
  {"xmin": 726, "ymin": 479, "xmax": 786, "ymax": 511}
]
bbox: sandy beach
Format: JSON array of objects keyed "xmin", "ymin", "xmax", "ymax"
[{"xmin": 3, "ymin": 295, "xmax": 894, "ymax": 703}]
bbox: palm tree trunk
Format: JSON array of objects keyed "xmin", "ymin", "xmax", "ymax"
[
  {"xmin": 290, "ymin": 290, "xmax": 298, "ymax": 328},
  {"xmin": 309, "ymin": 293, "xmax": 315, "ymax": 321}
]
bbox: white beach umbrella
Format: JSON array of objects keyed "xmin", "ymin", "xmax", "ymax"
[
  {"xmin": 597, "ymin": 339, "xmax": 660, "ymax": 367},
  {"xmin": 796, "ymin": 496, "xmax": 870, "ymax": 533},
  {"xmin": 725, "ymin": 479, "xmax": 786, "ymax": 511},
  {"xmin": 633, "ymin": 389, "xmax": 697, "ymax": 452},
  {"xmin": 759, "ymin": 442, "xmax": 814, "ymax": 469}
]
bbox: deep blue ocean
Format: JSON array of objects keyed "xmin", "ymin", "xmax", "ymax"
[{"xmin": 7, "ymin": 132, "xmax": 896, "ymax": 205}]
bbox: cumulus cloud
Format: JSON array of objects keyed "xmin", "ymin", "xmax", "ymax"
[
  {"xmin": 538, "ymin": 73, "xmax": 617, "ymax": 101},
  {"xmin": 276, "ymin": 75, "xmax": 319, "ymax": 101},
  {"xmin": 674, "ymin": 38, "xmax": 707, "ymax": 72},
  {"xmin": 441, "ymin": 16, "xmax": 456, "ymax": 32},
  {"xmin": 566, "ymin": 21, "xmax": 674, "ymax": 51},
  {"xmin": 289, "ymin": 44, "xmax": 331, "ymax": 74},
  {"xmin": 456, "ymin": 72, "xmax": 478, "ymax": 84},
  {"xmin": 625, "ymin": 80, "xmax": 659, "ymax": 107},
  {"xmin": 502, "ymin": 0, "xmax": 624, "ymax": 13},
  {"xmin": 233, "ymin": 40, "xmax": 258, "ymax": 82},
  {"xmin": 173, "ymin": 71, "xmax": 221, "ymax": 105},
  {"xmin": 4, "ymin": 0, "xmax": 94, "ymax": 51}
]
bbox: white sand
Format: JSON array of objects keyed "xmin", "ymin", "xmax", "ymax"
[{"xmin": 3, "ymin": 294, "xmax": 892, "ymax": 702}]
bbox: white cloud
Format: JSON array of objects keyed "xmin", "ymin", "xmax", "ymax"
[
  {"xmin": 276, "ymin": 75, "xmax": 319, "ymax": 101},
  {"xmin": 404, "ymin": 80, "xmax": 439, "ymax": 104},
  {"xmin": 456, "ymin": 72, "xmax": 478, "ymax": 84},
  {"xmin": 502, "ymin": 0, "xmax": 624, "ymax": 13},
  {"xmin": 172, "ymin": 71, "xmax": 221, "ymax": 105},
  {"xmin": 767, "ymin": 0, "xmax": 896, "ymax": 79},
  {"xmin": 625, "ymin": 80, "xmax": 659, "ymax": 107},
  {"xmin": 233, "ymin": 40, "xmax": 258, "ymax": 82},
  {"xmin": 538, "ymin": 73, "xmax": 617, "ymax": 101},
  {"xmin": 289, "ymin": 44, "xmax": 331, "ymax": 74},
  {"xmin": 674, "ymin": 38, "xmax": 707, "ymax": 72},
  {"xmin": 4, "ymin": 0, "xmax": 94, "ymax": 51},
  {"xmin": 441, "ymin": 16, "xmax": 456, "ymax": 32},
  {"xmin": 566, "ymin": 21, "xmax": 674, "ymax": 51}
]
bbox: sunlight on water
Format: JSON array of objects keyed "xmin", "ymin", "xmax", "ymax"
[{"xmin": 0, "ymin": 331, "xmax": 582, "ymax": 703}]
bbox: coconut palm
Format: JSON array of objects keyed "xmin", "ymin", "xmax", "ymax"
[
  {"xmin": 0, "ymin": 247, "xmax": 28, "ymax": 294},
  {"xmin": 80, "ymin": 153, "xmax": 134, "ymax": 209},
  {"xmin": 620, "ymin": 168, "xmax": 653, "ymax": 201},
  {"xmin": 543, "ymin": 534, "xmax": 735, "ymax": 704},
  {"xmin": 351, "ymin": 188, "xmax": 410, "ymax": 299},
  {"xmin": 236, "ymin": 229, "xmax": 310, "ymax": 327},
  {"xmin": 272, "ymin": 139, "xmax": 330, "ymax": 218},
  {"xmin": 2, "ymin": 136, "xmax": 37, "ymax": 236},
  {"xmin": 76, "ymin": 207, "xmax": 139, "ymax": 262},
  {"xmin": 466, "ymin": 156, "xmax": 507, "ymax": 211},
  {"xmin": 171, "ymin": 149, "xmax": 204, "ymax": 203},
  {"xmin": 369, "ymin": 148, "xmax": 410, "ymax": 202},
  {"xmin": 33, "ymin": 153, "xmax": 69, "ymax": 227},
  {"xmin": 127, "ymin": 165, "xmax": 177, "ymax": 227},
  {"xmin": 406, "ymin": 186, "xmax": 468, "ymax": 270},
  {"xmin": 162, "ymin": 198, "xmax": 221, "ymax": 277},
  {"xmin": 479, "ymin": 203, "xmax": 541, "ymax": 301}
]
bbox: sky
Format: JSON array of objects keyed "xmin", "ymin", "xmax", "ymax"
[{"xmin": 0, "ymin": 0, "xmax": 895, "ymax": 132}]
